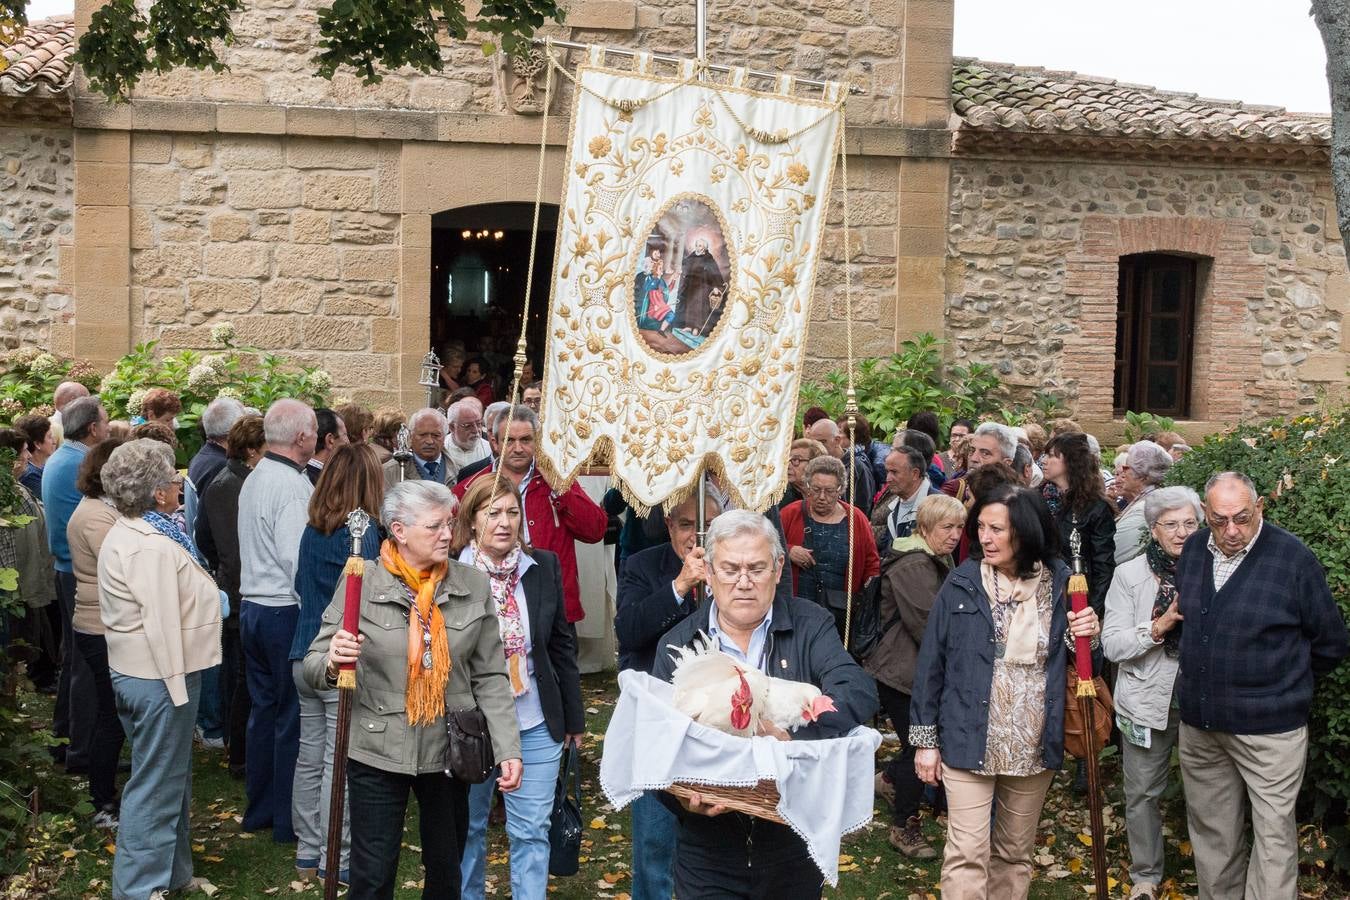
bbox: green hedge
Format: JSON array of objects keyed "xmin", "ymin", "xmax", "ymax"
[{"xmin": 1168, "ymin": 407, "xmax": 1350, "ymax": 868}]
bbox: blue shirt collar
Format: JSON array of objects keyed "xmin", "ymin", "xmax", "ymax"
[{"xmin": 707, "ymin": 603, "xmax": 773, "ymax": 672}]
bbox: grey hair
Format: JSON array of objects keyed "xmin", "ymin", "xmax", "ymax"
[
  {"xmin": 263, "ymin": 399, "xmax": 316, "ymax": 446},
  {"xmin": 664, "ymin": 490, "xmax": 725, "ymax": 520},
  {"xmin": 804, "ymin": 454, "xmax": 846, "ymax": 484},
  {"xmin": 1012, "ymin": 443, "xmax": 1033, "ymax": 473},
  {"xmin": 495, "ymin": 404, "xmax": 539, "ymax": 441},
  {"xmin": 1084, "ymin": 434, "xmax": 1102, "ymax": 462},
  {"xmin": 1127, "ymin": 440, "xmax": 1173, "ymax": 486},
  {"xmin": 1204, "ymin": 471, "xmax": 1259, "ymax": 503},
  {"xmin": 202, "ymin": 396, "xmax": 246, "ymax": 439},
  {"xmin": 102, "ymin": 439, "xmax": 177, "ymax": 517},
  {"xmin": 973, "ymin": 422, "xmax": 1017, "ymax": 461},
  {"xmin": 483, "ymin": 401, "xmax": 511, "ymax": 432},
  {"xmin": 63, "ymin": 396, "xmax": 105, "ymax": 441},
  {"xmin": 704, "ymin": 509, "xmax": 784, "ymax": 566},
  {"xmin": 408, "ymin": 407, "xmax": 447, "ymax": 435},
  {"xmin": 445, "ymin": 399, "xmax": 477, "ymax": 425},
  {"xmin": 380, "ymin": 479, "xmax": 457, "ymax": 531},
  {"xmin": 1144, "ymin": 486, "xmax": 1203, "ymax": 527}
]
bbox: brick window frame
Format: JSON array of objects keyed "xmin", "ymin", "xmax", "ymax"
[{"xmin": 1063, "ymin": 216, "xmax": 1262, "ymax": 423}]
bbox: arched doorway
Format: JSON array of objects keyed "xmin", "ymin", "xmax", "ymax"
[{"xmin": 429, "ymin": 202, "xmax": 558, "ymax": 391}]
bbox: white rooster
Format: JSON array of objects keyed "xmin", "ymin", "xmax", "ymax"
[{"xmin": 668, "ymin": 634, "xmax": 837, "ymax": 737}]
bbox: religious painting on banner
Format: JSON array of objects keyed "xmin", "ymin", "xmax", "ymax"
[{"xmin": 538, "ymin": 46, "xmax": 845, "ymax": 513}]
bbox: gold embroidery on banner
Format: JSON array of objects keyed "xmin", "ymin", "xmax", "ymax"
[{"xmin": 538, "ymin": 63, "xmax": 844, "ymax": 514}]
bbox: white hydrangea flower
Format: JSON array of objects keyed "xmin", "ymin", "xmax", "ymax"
[
  {"xmin": 202, "ymin": 354, "xmax": 229, "ymax": 373},
  {"xmin": 210, "ymin": 322, "xmax": 237, "ymax": 345},
  {"xmin": 216, "ymin": 386, "xmax": 242, "ymax": 400},
  {"xmin": 187, "ymin": 363, "xmax": 218, "ymax": 393},
  {"xmin": 29, "ymin": 353, "xmax": 59, "ymax": 376},
  {"xmin": 309, "ymin": 370, "xmax": 333, "ymax": 393},
  {"xmin": 126, "ymin": 388, "xmax": 147, "ymax": 418}
]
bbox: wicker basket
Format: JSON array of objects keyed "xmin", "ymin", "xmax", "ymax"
[{"xmin": 666, "ymin": 780, "xmax": 784, "ymax": 823}]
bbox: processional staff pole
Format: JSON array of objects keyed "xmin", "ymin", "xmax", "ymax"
[
  {"xmin": 693, "ymin": 0, "xmax": 710, "ymax": 596},
  {"xmin": 323, "ymin": 508, "xmax": 371, "ymax": 900},
  {"xmin": 1069, "ymin": 527, "xmax": 1109, "ymax": 898}
]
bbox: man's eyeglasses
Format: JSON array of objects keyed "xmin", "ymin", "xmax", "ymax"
[
  {"xmin": 453, "ymin": 421, "xmax": 482, "ymax": 432},
  {"xmin": 1206, "ymin": 511, "xmax": 1254, "ymax": 529},
  {"xmin": 713, "ymin": 564, "xmax": 773, "ymax": 585}
]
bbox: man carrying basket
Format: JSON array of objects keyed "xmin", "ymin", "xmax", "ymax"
[{"xmin": 650, "ymin": 509, "xmax": 879, "ymax": 899}]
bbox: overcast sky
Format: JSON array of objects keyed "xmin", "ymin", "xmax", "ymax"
[{"xmin": 23, "ymin": 0, "xmax": 1333, "ymax": 114}]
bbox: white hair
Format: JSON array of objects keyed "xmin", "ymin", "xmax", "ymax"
[
  {"xmin": 408, "ymin": 407, "xmax": 447, "ymax": 435},
  {"xmin": 263, "ymin": 399, "xmax": 315, "ymax": 446},
  {"xmin": 704, "ymin": 509, "xmax": 784, "ymax": 566},
  {"xmin": 1144, "ymin": 486, "xmax": 1203, "ymax": 528},
  {"xmin": 1126, "ymin": 440, "xmax": 1173, "ymax": 486},
  {"xmin": 202, "ymin": 396, "xmax": 246, "ymax": 439},
  {"xmin": 483, "ymin": 401, "xmax": 511, "ymax": 432},
  {"xmin": 445, "ymin": 399, "xmax": 476, "ymax": 425},
  {"xmin": 973, "ymin": 422, "xmax": 1017, "ymax": 461},
  {"xmin": 381, "ymin": 479, "xmax": 457, "ymax": 530},
  {"xmin": 1084, "ymin": 433, "xmax": 1102, "ymax": 462}
]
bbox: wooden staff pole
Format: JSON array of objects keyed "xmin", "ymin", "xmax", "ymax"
[
  {"xmin": 1068, "ymin": 527, "xmax": 1109, "ymax": 898},
  {"xmin": 323, "ymin": 508, "xmax": 371, "ymax": 900}
]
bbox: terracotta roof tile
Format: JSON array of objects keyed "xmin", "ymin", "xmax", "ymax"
[
  {"xmin": 952, "ymin": 57, "xmax": 1330, "ymax": 146},
  {"xmin": 1, "ymin": 17, "xmax": 75, "ymax": 95}
]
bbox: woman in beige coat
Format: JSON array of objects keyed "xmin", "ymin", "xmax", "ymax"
[
  {"xmin": 98, "ymin": 438, "xmax": 222, "ymax": 900},
  {"xmin": 306, "ymin": 479, "xmax": 522, "ymax": 900}
]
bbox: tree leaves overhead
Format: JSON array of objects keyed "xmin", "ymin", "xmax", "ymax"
[{"xmin": 71, "ymin": 0, "xmax": 562, "ymax": 101}]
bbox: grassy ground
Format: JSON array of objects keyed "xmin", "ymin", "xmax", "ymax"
[{"xmin": 9, "ymin": 671, "xmax": 1343, "ymax": 899}]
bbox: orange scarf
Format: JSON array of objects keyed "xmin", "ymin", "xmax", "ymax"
[{"xmin": 380, "ymin": 540, "xmax": 452, "ymax": 726}]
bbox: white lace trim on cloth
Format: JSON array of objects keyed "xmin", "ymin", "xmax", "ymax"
[{"xmin": 599, "ymin": 669, "xmax": 882, "ymax": 886}]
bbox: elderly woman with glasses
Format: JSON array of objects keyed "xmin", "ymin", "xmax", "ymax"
[
  {"xmin": 1101, "ymin": 486, "xmax": 1201, "ymax": 900},
  {"xmin": 1111, "ymin": 441, "xmax": 1173, "ymax": 565},
  {"xmin": 97, "ymin": 439, "xmax": 222, "ymax": 900},
  {"xmin": 305, "ymin": 479, "xmax": 522, "ymax": 900},
  {"xmin": 781, "ymin": 455, "xmax": 881, "ymax": 636},
  {"xmin": 454, "ymin": 476, "xmax": 584, "ymax": 900},
  {"xmin": 780, "ymin": 438, "xmax": 828, "ymax": 511}
]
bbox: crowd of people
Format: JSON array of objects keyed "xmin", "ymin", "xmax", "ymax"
[{"xmin": 0, "ymin": 375, "xmax": 1346, "ymax": 900}]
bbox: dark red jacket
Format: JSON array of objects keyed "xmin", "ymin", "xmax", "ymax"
[{"xmin": 454, "ymin": 466, "xmax": 608, "ymax": 623}]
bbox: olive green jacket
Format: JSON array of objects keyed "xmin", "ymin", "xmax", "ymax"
[{"xmin": 303, "ymin": 561, "xmax": 521, "ymax": 775}]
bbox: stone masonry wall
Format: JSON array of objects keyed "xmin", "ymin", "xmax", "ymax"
[
  {"xmin": 127, "ymin": 132, "xmax": 404, "ymax": 407},
  {"xmin": 0, "ymin": 127, "xmax": 73, "ymax": 350},
  {"xmin": 113, "ymin": 0, "xmax": 928, "ymax": 127},
  {"xmin": 947, "ymin": 156, "xmax": 1348, "ymax": 423}
]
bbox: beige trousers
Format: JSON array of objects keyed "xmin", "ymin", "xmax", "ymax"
[
  {"xmin": 1179, "ymin": 723, "xmax": 1307, "ymax": 900},
  {"xmin": 939, "ymin": 765, "xmax": 1055, "ymax": 900}
]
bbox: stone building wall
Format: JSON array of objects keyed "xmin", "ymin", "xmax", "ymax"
[
  {"xmin": 0, "ymin": 126, "xmax": 73, "ymax": 350},
  {"xmin": 946, "ymin": 156, "xmax": 1348, "ymax": 425},
  {"xmin": 123, "ymin": 132, "xmax": 404, "ymax": 406},
  {"xmin": 109, "ymin": 0, "xmax": 932, "ymax": 128}
]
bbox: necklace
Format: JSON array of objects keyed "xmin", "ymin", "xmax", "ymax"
[
  {"xmin": 404, "ymin": 584, "xmax": 434, "ymax": 670},
  {"xmin": 990, "ymin": 568, "xmax": 1009, "ymax": 660}
]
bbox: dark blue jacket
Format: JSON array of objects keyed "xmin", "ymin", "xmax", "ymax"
[
  {"xmin": 1176, "ymin": 523, "xmax": 1348, "ymax": 735},
  {"xmin": 910, "ymin": 558, "xmax": 1071, "ymax": 772},
  {"xmin": 615, "ymin": 543, "xmax": 697, "ymax": 674},
  {"xmin": 650, "ymin": 592, "xmax": 879, "ymax": 742},
  {"xmin": 291, "ymin": 523, "xmax": 382, "ymax": 660}
]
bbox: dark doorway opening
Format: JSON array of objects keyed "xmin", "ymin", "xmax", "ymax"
[
  {"xmin": 1114, "ymin": 253, "xmax": 1198, "ymax": 419},
  {"xmin": 430, "ymin": 202, "xmax": 558, "ymax": 393}
]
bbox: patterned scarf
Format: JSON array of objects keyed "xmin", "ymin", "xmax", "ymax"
[
  {"xmin": 142, "ymin": 510, "xmax": 207, "ymax": 568},
  {"xmin": 981, "ymin": 561, "xmax": 1044, "ymax": 666},
  {"xmin": 1145, "ymin": 539, "xmax": 1182, "ymax": 658},
  {"xmin": 1039, "ymin": 481, "xmax": 1062, "ymax": 518},
  {"xmin": 470, "ymin": 543, "xmax": 529, "ymax": 698},
  {"xmin": 380, "ymin": 539, "xmax": 451, "ymax": 726}
]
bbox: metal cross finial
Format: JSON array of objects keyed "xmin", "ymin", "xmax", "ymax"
[{"xmin": 346, "ymin": 508, "xmax": 371, "ymax": 555}]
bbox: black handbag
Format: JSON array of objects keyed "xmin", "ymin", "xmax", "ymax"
[
  {"xmin": 444, "ymin": 709, "xmax": 494, "ymax": 784},
  {"xmin": 548, "ymin": 746, "xmax": 583, "ymax": 876}
]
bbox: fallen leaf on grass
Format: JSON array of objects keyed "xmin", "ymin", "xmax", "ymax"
[
  {"xmin": 289, "ymin": 880, "xmax": 308, "ymax": 891},
  {"xmin": 192, "ymin": 843, "xmax": 205, "ymax": 852},
  {"xmin": 1076, "ymin": 833, "xmax": 1093, "ymax": 847},
  {"xmin": 204, "ymin": 856, "xmax": 224, "ymax": 863},
  {"xmin": 1178, "ymin": 840, "xmax": 1193, "ymax": 857},
  {"xmin": 105, "ymin": 842, "xmax": 116, "ymax": 855},
  {"xmin": 602, "ymin": 872, "xmax": 625, "ymax": 884},
  {"xmin": 1067, "ymin": 858, "xmax": 1082, "ymax": 873},
  {"xmin": 61, "ymin": 849, "xmax": 77, "ymax": 859},
  {"xmin": 589, "ymin": 817, "xmax": 607, "ymax": 829}
]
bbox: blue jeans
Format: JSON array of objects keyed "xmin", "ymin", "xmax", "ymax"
[
  {"xmin": 630, "ymin": 790, "xmax": 676, "ymax": 900},
  {"xmin": 241, "ymin": 602, "xmax": 300, "ymax": 842},
  {"xmin": 196, "ymin": 663, "xmax": 224, "ymax": 740},
  {"xmin": 461, "ymin": 721, "xmax": 562, "ymax": 900},
  {"xmin": 110, "ymin": 670, "xmax": 200, "ymax": 900}
]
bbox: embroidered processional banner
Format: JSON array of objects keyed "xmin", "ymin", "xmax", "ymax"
[{"xmin": 538, "ymin": 46, "xmax": 845, "ymax": 513}]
